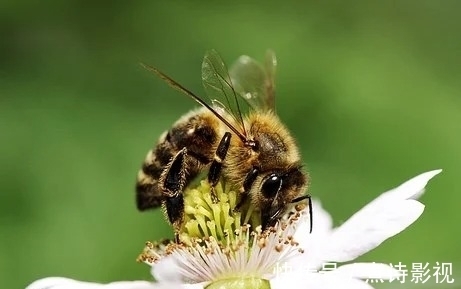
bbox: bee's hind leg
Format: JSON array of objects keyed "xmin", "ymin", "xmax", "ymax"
[
  {"xmin": 207, "ymin": 132, "xmax": 232, "ymax": 203},
  {"xmin": 160, "ymin": 147, "xmax": 188, "ymax": 242}
]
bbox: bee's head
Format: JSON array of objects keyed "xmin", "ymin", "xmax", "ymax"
[{"xmin": 255, "ymin": 166, "xmax": 307, "ymax": 229}]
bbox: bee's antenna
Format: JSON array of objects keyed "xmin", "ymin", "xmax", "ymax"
[
  {"xmin": 307, "ymin": 195, "xmax": 313, "ymax": 234},
  {"xmin": 291, "ymin": 194, "xmax": 313, "ymax": 233},
  {"xmin": 141, "ymin": 63, "xmax": 248, "ymax": 143}
]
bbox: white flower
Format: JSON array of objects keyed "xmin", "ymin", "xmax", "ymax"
[{"xmin": 26, "ymin": 170, "xmax": 441, "ymax": 289}]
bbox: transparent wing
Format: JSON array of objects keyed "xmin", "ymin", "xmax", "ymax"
[
  {"xmin": 229, "ymin": 50, "xmax": 277, "ymax": 111},
  {"xmin": 202, "ymin": 49, "xmax": 249, "ymax": 136}
]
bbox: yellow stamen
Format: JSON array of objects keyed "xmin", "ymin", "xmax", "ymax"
[
  {"xmin": 138, "ymin": 179, "xmax": 307, "ymax": 286},
  {"xmin": 180, "ymin": 180, "xmax": 260, "ymax": 246}
]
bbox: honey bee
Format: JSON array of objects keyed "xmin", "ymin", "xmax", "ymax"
[{"xmin": 136, "ymin": 50, "xmax": 312, "ymax": 240}]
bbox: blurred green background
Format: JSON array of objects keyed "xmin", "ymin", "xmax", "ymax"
[{"xmin": 1, "ymin": 1, "xmax": 460, "ymax": 288}]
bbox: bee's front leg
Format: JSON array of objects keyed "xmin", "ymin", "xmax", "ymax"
[
  {"xmin": 207, "ymin": 132, "xmax": 232, "ymax": 203},
  {"xmin": 160, "ymin": 147, "xmax": 188, "ymax": 242},
  {"xmin": 234, "ymin": 166, "xmax": 259, "ymax": 212}
]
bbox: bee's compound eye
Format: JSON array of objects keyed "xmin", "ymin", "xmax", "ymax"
[{"xmin": 261, "ymin": 174, "xmax": 282, "ymax": 198}]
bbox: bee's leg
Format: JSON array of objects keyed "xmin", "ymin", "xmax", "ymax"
[
  {"xmin": 165, "ymin": 194, "xmax": 184, "ymax": 243},
  {"xmin": 207, "ymin": 132, "xmax": 232, "ymax": 203},
  {"xmin": 160, "ymin": 148, "xmax": 188, "ymax": 242},
  {"xmin": 234, "ymin": 167, "xmax": 259, "ymax": 212}
]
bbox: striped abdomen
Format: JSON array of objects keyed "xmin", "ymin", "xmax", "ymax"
[{"xmin": 135, "ymin": 109, "xmax": 220, "ymax": 211}]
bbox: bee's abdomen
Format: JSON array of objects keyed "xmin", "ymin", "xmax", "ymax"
[
  {"xmin": 135, "ymin": 110, "xmax": 220, "ymax": 211},
  {"xmin": 136, "ymin": 131, "xmax": 173, "ymax": 210}
]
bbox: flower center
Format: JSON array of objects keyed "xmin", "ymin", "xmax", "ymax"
[
  {"xmin": 180, "ymin": 180, "xmax": 261, "ymax": 246},
  {"xmin": 138, "ymin": 179, "xmax": 307, "ymax": 285}
]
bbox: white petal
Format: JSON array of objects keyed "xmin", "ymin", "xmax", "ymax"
[
  {"xmin": 26, "ymin": 278, "xmax": 76, "ymax": 289},
  {"xmin": 315, "ymin": 170, "xmax": 441, "ymax": 263},
  {"xmin": 25, "ymin": 278, "xmax": 163, "ymax": 289},
  {"xmin": 151, "ymin": 256, "xmax": 182, "ymax": 282},
  {"xmin": 98, "ymin": 281, "xmax": 175, "ymax": 289},
  {"xmin": 321, "ymin": 199, "xmax": 424, "ymax": 262},
  {"xmin": 334, "ymin": 263, "xmax": 400, "ymax": 280},
  {"xmin": 181, "ymin": 283, "xmax": 205, "ymax": 289},
  {"xmin": 271, "ymin": 272, "xmax": 374, "ymax": 289},
  {"xmin": 370, "ymin": 169, "xmax": 442, "ymax": 204}
]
